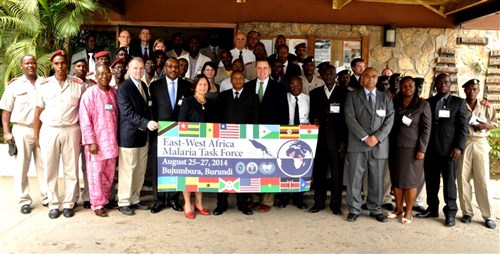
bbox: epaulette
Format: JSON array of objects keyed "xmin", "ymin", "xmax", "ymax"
[
  {"xmin": 89, "ymin": 79, "xmax": 97, "ymax": 84},
  {"xmin": 480, "ymin": 98, "xmax": 490, "ymax": 108},
  {"xmin": 39, "ymin": 77, "xmax": 49, "ymax": 84},
  {"xmin": 73, "ymin": 77, "xmax": 84, "ymax": 84},
  {"xmin": 86, "ymin": 72, "xmax": 94, "ymax": 76},
  {"xmin": 7, "ymin": 78, "xmax": 17, "ymax": 85}
]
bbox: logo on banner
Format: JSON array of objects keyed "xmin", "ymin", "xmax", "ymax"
[{"xmin": 276, "ymin": 140, "xmax": 314, "ymax": 177}]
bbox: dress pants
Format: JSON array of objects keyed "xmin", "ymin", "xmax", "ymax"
[
  {"xmin": 73, "ymin": 150, "xmax": 90, "ymax": 203},
  {"xmin": 362, "ymin": 160, "xmax": 392, "ymax": 204},
  {"xmin": 346, "ymin": 151, "xmax": 385, "ymax": 215},
  {"xmin": 424, "ymin": 154, "xmax": 458, "ymax": 217},
  {"xmin": 216, "ymin": 193, "xmax": 249, "ymax": 209},
  {"xmin": 40, "ymin": 124, "xmax": 81, "ymax": 210},
  {"xmin": 12, "ymin": 124, "xmax": 48, "ymax": 206},
  {"xmin": 312, "ymin": 146, "xmax": 343, "ymax": 209},
  {"xmin": 251, "ymin": 193, "xmax": 274, "ymax": 206},
  {"xmin": 117, "ymin": 144, "xmax": 148, "ymax": 207},
  {"xmin": 457, "ymin": 137, "xmax": 495, "ymax": 220}
]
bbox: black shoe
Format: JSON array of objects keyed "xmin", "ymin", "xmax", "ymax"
[
  {"xmin": 370, "ymin": 213, "xmax": 388, "ymax": 222},
  {"xmin": 277, "ymin": 200, "xmax": 288, "ymax": 208},
  {"xmin": 104, "ymin": 200, "xmax": 118, "ymax": 209},
  {"xmin": 150, "ymin": 203, "xmax": 165, "ymax": 214},
  {"xmin": 461, "ymin": 215, "xmax": 472, "ymax": 223},
  {"xmin": 294, "ymin": 201, "xmax": 307, "ymax": 209},
  {"xmin": 212, "ymin": 206, "xmax": 227, "ymax": 216},
  {"xmin": 361, "ymin": 203, "xmax": 368, "ymax": 210},
  {"xmin": 308, "ymin": 204, "xmax": 325, "ymax": 213},
  {"xmin": 485, "ymin": 220, "xmax": 496, "ymax": 229},
  {"xmin": 381, "ymin": 203, "xmax": 395, "ymax": 211},
  {"xmin": 63, "ymin": 208, "xmax": 74, "ymax": 218},
  {"xmin": 83, "ymin": 201, "xmax": 91, "ymax": 209},
  {"xmin": 42, "ymin": 202, "xmax": 49, "ymax": 207},
  {"xmin": 20, "ymin": 204, "xmax": 31, "ymax": 214},
  {"xmin": 331, "ymin": 208, "xmax": 342, "ymax": 215},
  {"xmin": 347, "ymin": 213, "xmax": 359, "ymax": 222},
  {"xmin": 131, "ymin": 202, "xmax": 149, "ymax": 210},
  {"xmin": 167, "ymin": 201, "xmax": 183, "ymax": 212},
  {"xmin": 48, "ymin": 209, "xmax": 60, "ymax": 219},
  {"xmin": 412, "ymin": 205, "xmax": 426, "ymax": 213},
  {"xmin": 416, "ymin": 210, "xmax": 439, "ymax": 218},
  {"xmin": 445, "ymin": 216, "xmax": 455, "ymax": 227},
  {"xmin": 118, "ymin": 206, "xmax": 135, "ymax": 216},
  {"xmin": 238, "ymin": 206, "xmax": 253, "ymax": 215}
]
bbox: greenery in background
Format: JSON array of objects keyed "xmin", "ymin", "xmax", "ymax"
[
  {"xmin": 0, "ymin": 0, "xmax": 106, "ymax": 98},
  {"xmin": 489, "ymin": 127, "xmax": 500, "ymax": 170}
]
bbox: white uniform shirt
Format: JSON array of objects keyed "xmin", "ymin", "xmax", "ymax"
[{"xmin": 0, "ymin": 75, "xmax": 41, "ymax": 125}]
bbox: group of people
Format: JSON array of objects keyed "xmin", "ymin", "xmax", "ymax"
[{"xmin": 0, "ymin": 28, "xmax": 496, "ymax": 230}]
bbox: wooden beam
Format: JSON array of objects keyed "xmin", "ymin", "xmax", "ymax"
[
  {"xmin": 415, "ymin": 0, "xmax": 447, "ymax": 18},
  {"xmin": 444, "ymin": 0, "xmax": 487, "ymax": 15},
  {"xmin": 89, "ymin": 20, "xmax": 237, "ymax": 29},
  {"xmin": 332, "ymin": 0, "xmax": 352, "ymax": 9},
  {"xmin": 454, "ymin": 0, "xmax": 500, "ymax": 24}
]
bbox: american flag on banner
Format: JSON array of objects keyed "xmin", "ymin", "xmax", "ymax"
[
  {"xmin": 219, "ymin": 123, "xmax": 240, "ymax": 138},
  {"xmin": 239, "ymin": 178, "xmax": 260, "ymax": 192}
]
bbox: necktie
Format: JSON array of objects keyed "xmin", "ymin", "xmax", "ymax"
[
  {"xmin": 280, "ymin": 65, "xmax": 285, "ymax": 79},
  {"xmin": 369, "ymin": 92, "xmax": 375, "ymax": 110},
  {"xmin": 138, "ymin": 83, "xmax": 146, "ymax": 102},
  {"xmin": 239, "ymin": 50, "xmax": 243, "ymax": 61},
  {"xmin": 294, "ymin": 96, "xmax": 300, "ymax": 125},
  {"xmin": 88, "ymin": 53, "xmax": 95, "ymax": 73},
  {"xmin": 144, "ymin": 47, "xmax": 148, "ymax": 58},
  {"xmin": 212, "ymin": 48, "xmax": 217, "ymax": 58},
  {"xmin": 169, "ymin": 81, "xmax": 176, "ymax": 109},
  {"xmin": 258, "ymin": 81, "xmax": 264, "ymax": 102},
  {"xmin": 435, "ymin": 97, "xmax": 445, "ymax": 120},
  {"xmin": 234, "ymin": 91, "xmax": 239, "ymax": 103}
]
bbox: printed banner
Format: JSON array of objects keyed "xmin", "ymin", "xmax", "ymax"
[{"xmin": 157, "ymin": 121, "xmax": 319, "ymax": 193}]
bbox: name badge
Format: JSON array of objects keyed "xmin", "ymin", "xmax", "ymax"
[
  {"xmin": 330, "ymin": 103, "xmax": 340, "ymax": 113},
  {"xmin": 402, "ymin": 115, "xmax": 412, "ymax": 126},
  {"xmin": 376, "ymin": 109, "xmax": 386, "ymax": 117},
  {"xmin": 177, "ymin": 99, "xmax": 183, "ymax": 106},
  {"xmin": 438, "ymin": 109, "xmax": 450, "ymax": 118},
  {"xmin": 105, "ymin": 104, "xmax": 113, "ymax": 111},
  {"xmin": 148, "ymin": 100, "xmax": 152, "ymax": 107}
]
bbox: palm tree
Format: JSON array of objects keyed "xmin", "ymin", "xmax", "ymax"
[{"xmin": 0, "ymin": 0, "xmax": 106, "ymax": 93}]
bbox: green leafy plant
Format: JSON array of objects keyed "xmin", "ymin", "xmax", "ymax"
[{"xmin": 489, "ymin": 127, "xmax": 500, "ymax": 171}]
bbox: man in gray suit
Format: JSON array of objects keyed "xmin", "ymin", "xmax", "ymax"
[{"xmin": 344, "ymin": 67, "xmax": 394, "ymax": 222}]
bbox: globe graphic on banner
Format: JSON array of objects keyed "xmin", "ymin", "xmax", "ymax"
[{"xmin": 276, "ymin": 140, "xmax": 314, "ymax": 177}]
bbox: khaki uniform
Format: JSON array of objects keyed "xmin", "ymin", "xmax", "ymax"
[
  {"xmin": 300, "ymin": 75, "xmax": 325, "ymax": 95},
  {"xmin": 36, "ymin": 75, "xmax": 85, "ymax": 210},
  {"xmin": 77, "ymin": 78, "xmax": 95, "ymax": 204},
  {"xmin": 457, "ymin": 100, "xmax": 497, "ymax": 220},
  {"xmin": 0, "ymin": 75, "xmax": 48, "ymax": 207}
]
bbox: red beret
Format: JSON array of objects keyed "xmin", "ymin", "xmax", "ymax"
[
  {"xmin": 294, "ymin": 43, "xmax": 307, "ymax": 50},
  {"xmin": 50, "ymin": 50, "xmax": 67, "ymax": 62},
  {"xmin": 94, "ymin": 51, "xmax": 110, "ymax": 59},
  {"xmin": 110, "ymin": 57, "xmax": 125, "ymax": 68}
]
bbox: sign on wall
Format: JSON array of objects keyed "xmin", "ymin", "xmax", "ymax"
[{"xmin": 157, "ymin": 121, "xmax": 319, "ymax": 193}]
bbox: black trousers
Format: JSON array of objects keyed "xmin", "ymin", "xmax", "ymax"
[
  {"xmin": 216, "ymin": 193, "xmax": 249, "ymax": 209},
  {"xmin": 424, "ymin": 154, "xmax": 458, "ymax": 217},
  {"xmin": 312, "ymin": 145, "xmax": 344, "ymax": 210}
]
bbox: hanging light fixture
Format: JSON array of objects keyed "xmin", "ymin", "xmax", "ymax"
[{"xmin": 383, "ymin": 24, "xmax": 397, "ymax": 47}]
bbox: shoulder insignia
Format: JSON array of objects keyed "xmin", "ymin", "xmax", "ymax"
[
  {"xmin": 39, "ymin": 77, "xmax": 49, "ymax": 84},
  {"xmin": 86, "ymin": 72, "xmax": 94, "ymax": 76},
  {"xmin": 89, "ymin": 79, "xmax": 97, "ymax": 84},
  {"xmin": 480, "ymin": 98, "xmax": 490, "ymax": 108},
  {"xmin": 73, "ymin": 77, "xmax": 84, "ymax": 84},
  {"xmin": 7, "ymin": 78, "xmax": 18, "ymax": 85}
]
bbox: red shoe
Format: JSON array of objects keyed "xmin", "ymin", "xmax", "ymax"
[
  {"xmin": 184, "ymin": 209, "xmax": 195, "ymax": 219},
  {"xmin": 194, "ymin": 205, "xmax": 210, "ymax": 215}
]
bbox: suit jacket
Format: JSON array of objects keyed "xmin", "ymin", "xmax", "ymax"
[
  {"xmin": 389, "ymin": 98, "xmax": 432, "ymax": 152},
  {"xmin": 348, "ymin": 75, "xmax": 361, "ymax": 90},
  {"xmin": 244, "ymin": 79, "xmax": 289, "ymax": 125},
  {"xmin": 216, "ymin": 88, "xmax": 259, "ymax": 124},
  {"xmin": 426, "ymin": 94, "xmax": 468, "ymax": 156},
  {"xmin": 129, "ymin": 42, "xmax": 155, "ymax": 59},
  {"xmin": 178, "ymin": 53, "xmax": 212, "ymax": 80},
  {"xmin": 309, "ymin": 85, "xmax": 348, "ymax": 150},
  {"xmin": 199, "ymin": 46, "xmax": 223, "ymax": 66},
  {"xmin": 344, "ymin": 89, "xmax": 395, "ymax": 158},
  {"xmin": 117, "ymin": 78, "xmax": 151, "ymax": 148},
  {"xmin": 284, "ymin": 63, "xmax": 302, "ymax": 82},
  {"xmin": 149, "ymin": 78, "xmax": 193, "ymax": 122}
]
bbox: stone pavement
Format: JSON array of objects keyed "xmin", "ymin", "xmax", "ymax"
[{"xmin": 0, "ymin": 175, "xmax": 499, "ymax": 253}]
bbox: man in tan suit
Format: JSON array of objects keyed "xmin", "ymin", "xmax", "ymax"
[
  {"xmin": 0, "ymin": 54, "xmax": 48, "ymax": 214},
  {"xmin": 34, "ymin": 50, "xmax": 86, "ymax": 219}
]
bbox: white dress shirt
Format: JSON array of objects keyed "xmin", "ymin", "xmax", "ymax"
[
  {"xmin": 230, "ymin": 48, "xmax": 255, "ymax": 65},
  {"xmin": 287, "ymin": 93, "xmax": 310, "ymax": 125}
]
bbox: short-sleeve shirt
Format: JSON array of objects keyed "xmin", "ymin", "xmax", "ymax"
[
  {"xmin": 0, "ymin": 75, "xmax": 41, "ymax": 125},
  {"xmin": 36, "ymin": 75, "xmax": 85, "ymax": 127}
]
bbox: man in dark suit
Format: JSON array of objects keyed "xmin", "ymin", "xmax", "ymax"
[
  {"xmin": 344, "ymin": 67, "xmax": 394, "ymax": 223},
  {"xmin": 148, "ymin": 57, "xmax": 193, "ymax": 214},
  {"xmin": 116, "ymin": 57, "xmax": 159, "ymax": 216},
  {"xmin": 276, "ymin": 44, "xmax": 301, "ymax": 83},
  {"xmin": 416, "ymin": 73, "xmax": 468, "ymax": 227},
  {"xmin": 130, "ymin": 28, "xmax": 154, "ymax": 60},
  {"xmin": 308, "ymin": 65, "xmax": 348, "ymax": 215},
  {"xmin": 244, "ymin": 59, "xmax": 289, "ymax": 213},
  {"xmin": 213, "ymin": 70, "xmax": 259, "ymax": 216},
  {"xmin": 348, "ymin": 58, "xmax": 365, "ymax": 90}
]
